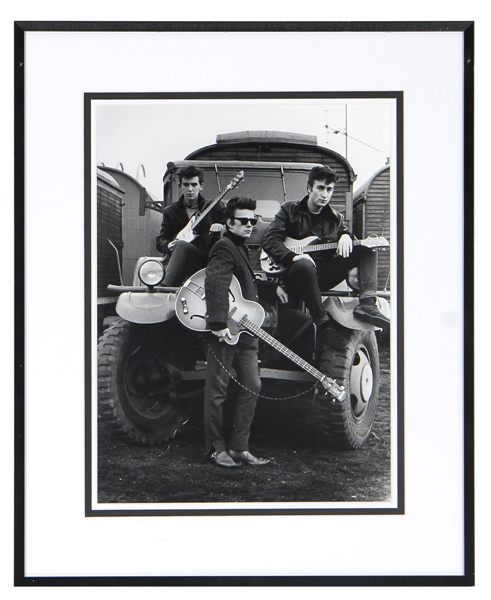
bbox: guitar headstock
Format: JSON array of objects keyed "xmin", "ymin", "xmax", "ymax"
[
  {"xmin": 227, "ymin": 171, "xmax": 244, "ymax": 190},
  {"xmin": 321, "ymin": 377, "xmax": 346, "ymax": 401},
  {"xmin": 364, "ymin": 235, "xmax": 390, "ymax": 249}
]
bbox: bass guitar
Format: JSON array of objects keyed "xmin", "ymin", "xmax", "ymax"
[
  {"xmin": 175, "ymin": 171, "xmax": 244, "ymax": 243},
  {"xmin": 175, "ymin": 269, "xmax": 346, "ymax": 401},
  {"xmin": 260, "ymin": 234, "xmax": 389, "ymax": 274}
]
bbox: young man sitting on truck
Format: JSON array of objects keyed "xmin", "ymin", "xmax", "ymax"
[
  {"xmin": 261, "ymin": 165, "xmax": 390, "ymax": 331},
  {"xmin": 156, "ymin": 165, "xmax": 225, "ymax": 286}
]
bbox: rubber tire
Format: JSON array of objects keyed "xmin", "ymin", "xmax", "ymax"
[
  {"xmin": 317, "ymin": 323, "xmax": 380, "ymax": 449},
  {"xmin": 97, "ymin": 318, "xmax": 190, "ymax": 445}
]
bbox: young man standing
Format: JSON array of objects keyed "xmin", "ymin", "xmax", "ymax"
[
  {"xmin": 156, "ymin": 165, "xmax": 224, "ymax": 286},
  {"xmin": 204, "ymin": 196, "xmax": 271, "ymax": 468},
  {"xmin": 262, "ymin": 165, "xmax": 389, "ymax": 330}
]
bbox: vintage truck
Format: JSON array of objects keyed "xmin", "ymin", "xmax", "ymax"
[{"xmin": 97, "ymin": 131, "xmax": 390, "ymax": 450}]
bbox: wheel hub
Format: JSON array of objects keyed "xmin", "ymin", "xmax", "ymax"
[
  {"xmin": 360, "ymin": 363, "xmax": 374, "ymax": 401},
  {"xmin": 349, "ymin": 346, "xmax": 373, "ymax": 418},
  {"xmin": 125, "ymin": 356, "xmax": 171, "ymax": 397}
]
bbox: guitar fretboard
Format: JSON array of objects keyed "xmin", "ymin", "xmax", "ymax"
[
  {"xmin": 188, "ymin": 283, "xmax": 322, "ymax": 382},
  {"xmin": 235, "ymin": 313, "xmax": 326, "ymax": 384},
  {"xmin": 289, "ymin": 239, "xmax": 364, "ymax": 254},
  {"xmin": 180, "ymin": 276, "xmax": 343, "ymax": 399},
  {"xmin": 191, "ymin": 172, "xmax": 243, "ymax": 229}
]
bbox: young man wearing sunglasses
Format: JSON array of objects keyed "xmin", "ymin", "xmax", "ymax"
[
  {"xmin": 262, "ymin": 165, "xmax": 390, "ymax": 332},
  {"xmin": 203, "ymin": 196, "xmax": 277, "ymax": 468}
]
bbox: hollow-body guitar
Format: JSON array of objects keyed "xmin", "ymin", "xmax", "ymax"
[{"xmin": 175, "ymin": 269, "xmax": 346, "ymax": 401}]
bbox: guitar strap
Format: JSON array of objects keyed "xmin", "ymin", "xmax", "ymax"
[
  {"xmin": 205, "ymin": 340, "xmax": 317, "ymax": 401},
  {"xmin": 185, "ymin": 206, "xmax": 199, "ymax": 220},
  {"xmin": 184, "ymin": 193, "xmax": 206, "ymax": 223}
]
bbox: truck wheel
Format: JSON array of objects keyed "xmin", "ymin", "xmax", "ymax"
[
  {"xmin": 97, "ymin": 318, "xmax": 190, "ymax": 445},
  {"xmin": 317, "ymin": 324, "xmax": 380, "ymax": 449}
]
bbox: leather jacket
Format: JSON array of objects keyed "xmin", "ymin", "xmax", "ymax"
[
  {"xmin": 156, "ymin": 195, "xmax": 226, "ymax": 256},
  {"xmin": 262, "ymin": 196, "xmax": 352, "ymax": 268}
]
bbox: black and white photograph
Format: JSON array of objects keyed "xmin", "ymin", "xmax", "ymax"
[
  {"xmin": 6, "ymin": 12, "xmax": 477, "ymax": 586},
  {"xmin": 92, "ymin": 96, "xmax": 400, "ymax": 513}
]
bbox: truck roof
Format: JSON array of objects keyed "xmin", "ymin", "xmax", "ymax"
[
  {"xmin": 215, "ymin": 131, "xmax": 318, "ymax": 146},
  {"xmin": 182, "ymin": 130, "xmax": 356, "ymax": 182},
  {"xmin": 165, "ymin": 160, "xmax": 324, "ymax": 177}
]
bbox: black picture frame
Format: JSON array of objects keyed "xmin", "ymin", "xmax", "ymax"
[{"xmin": 13, "ymin": 20, "xmax": 474, "ymax": 586}]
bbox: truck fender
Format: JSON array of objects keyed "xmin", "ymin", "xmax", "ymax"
[
  {"xmin": 116, "ymin": 291, "xmax": 176, "ymax": 324},
  {"xmin": 323, "ymin": 296, "xmax": 390, "ymax": 331}
]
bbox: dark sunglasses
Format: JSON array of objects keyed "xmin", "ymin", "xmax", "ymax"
[{"xmin": 233, "ymin": 217, "xmax": 258, "ymax": 226}]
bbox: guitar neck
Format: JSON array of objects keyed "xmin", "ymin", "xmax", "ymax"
[
  {"xmin": 294, "ymin": 239, "xmax": 362, "ymax": 254},
  {"xmin": 237, "ymin": 315, "xmax": 326, "ymax": 384},
  {"xmin": 192, "ymin": 194, "xmax": 224, "ymax": 229},
  {"xmin": 192, "ymin": 172, "xmax": 243, "ymax": 229}
]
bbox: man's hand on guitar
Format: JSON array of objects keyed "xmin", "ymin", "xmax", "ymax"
[
  {"xmin": 212, "ymin": 327, "xmax": 233, "ymax": 342},
  {"xmin": 209, "ymin": 223, "xmax": 224, "ymax": 234},
  {"xmin": 336, "ymin": 234, "xmax": 353, "ymax": 258},
  {"xmin": 167, "ymin": 239, "xmax": 178, "ymax": 252}
]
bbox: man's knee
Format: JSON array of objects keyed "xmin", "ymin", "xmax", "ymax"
[
  {"xmin": 172, "ymin": 240, "xmax": 192, "ymax": 256},
  {"xmin": 289, "ymin": 259, "xmax": 317, "ymax": 280}
]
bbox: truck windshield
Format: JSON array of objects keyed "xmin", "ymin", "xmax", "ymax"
[{"xmin": 201, "ymin": 167, "xmax": 309, "ymax": 219}]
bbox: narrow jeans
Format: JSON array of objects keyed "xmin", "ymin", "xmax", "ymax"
[
  {"xmin": 162, "ymin": 241, "xmax": 206, "ymax": 286},
  {"xmin": 204, "ymin": 335, "xmax": 261, "ymax": 455},
  {"xmin": 285, "ymin": 246, "xmax": 379, "ymax": 321}
]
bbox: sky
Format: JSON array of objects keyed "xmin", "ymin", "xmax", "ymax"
[{"xmin": 95, "ymin": 99, "xmax": 394, "ymax": 201}]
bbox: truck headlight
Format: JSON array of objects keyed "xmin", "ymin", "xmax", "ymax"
[{"xmin": 138, "ymin": 260, "xmax": 165, "ymax": 287}]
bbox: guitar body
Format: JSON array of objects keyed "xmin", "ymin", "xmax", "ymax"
[
  {"xmin": 260, "ymin": 236, "xmax": 322, "ymax": 274},
  {"xmin": 283, "ymin": 235, "xmax": 320, "ymax": 249},
  {"xmin": 176, "ymin": 269, "xmax": 346, "ymax": 400},
  {"xmin": 175, "ymin": 268, "xmax": 265, "ymax": 345},
  {"xmin": 175, "ymin": 215, "xmax": 198, "ymax": 244}
]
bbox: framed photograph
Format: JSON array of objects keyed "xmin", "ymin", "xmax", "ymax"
[
  {"xmin": 14, "ymin": 20, "xmax": 473, "ymax": 585},
  {"xmin": 91, "ymin": 92, "xmax": 400, "ymax": 516}
]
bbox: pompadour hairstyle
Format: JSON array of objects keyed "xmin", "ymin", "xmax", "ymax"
[
  {"xmin": 178, "ymin": 165, "xmax": 205, "ymax": 184},
  {"xmin": 225, "ymin": 196, "xmax": 257, "ymax": 226},
  {"xmin": 307, "ymin": 165, "xmax": 339, "ymax": 188}
]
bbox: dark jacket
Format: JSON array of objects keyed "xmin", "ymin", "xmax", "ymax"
[
  {"xmin": 262, "ymin": 196, "xmax": 352, "ymax": 268},
  {"xmin": 156, "ymin": 194, "xmax": 226, "ymax": 256},
  {"xmin": 205, "ymin": 232, "xmax": 258, "ymax": 331}
]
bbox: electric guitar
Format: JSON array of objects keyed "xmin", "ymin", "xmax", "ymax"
[
  {"xmin": 175, "ymin": 171, "xmax": 244, "ymax": 243},
  {"xmin": 175, "ymin": 269, "xmax": 346, "ymax": 401},
  {"xmin": 260, "ymin": 235, "xmax": 389, "ymax": 274}
]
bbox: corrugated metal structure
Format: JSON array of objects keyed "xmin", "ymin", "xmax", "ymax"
[
  {"xmin": 352, "ymin": 163, "xmax": 391, "ymax": 291},
  {"xmin": 99, "ymin": 167, "xmax": 162, "ymax": 286},
  {"xmin": 97, "ymin": 168, "xmax": 123, "ymax": 300}
]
